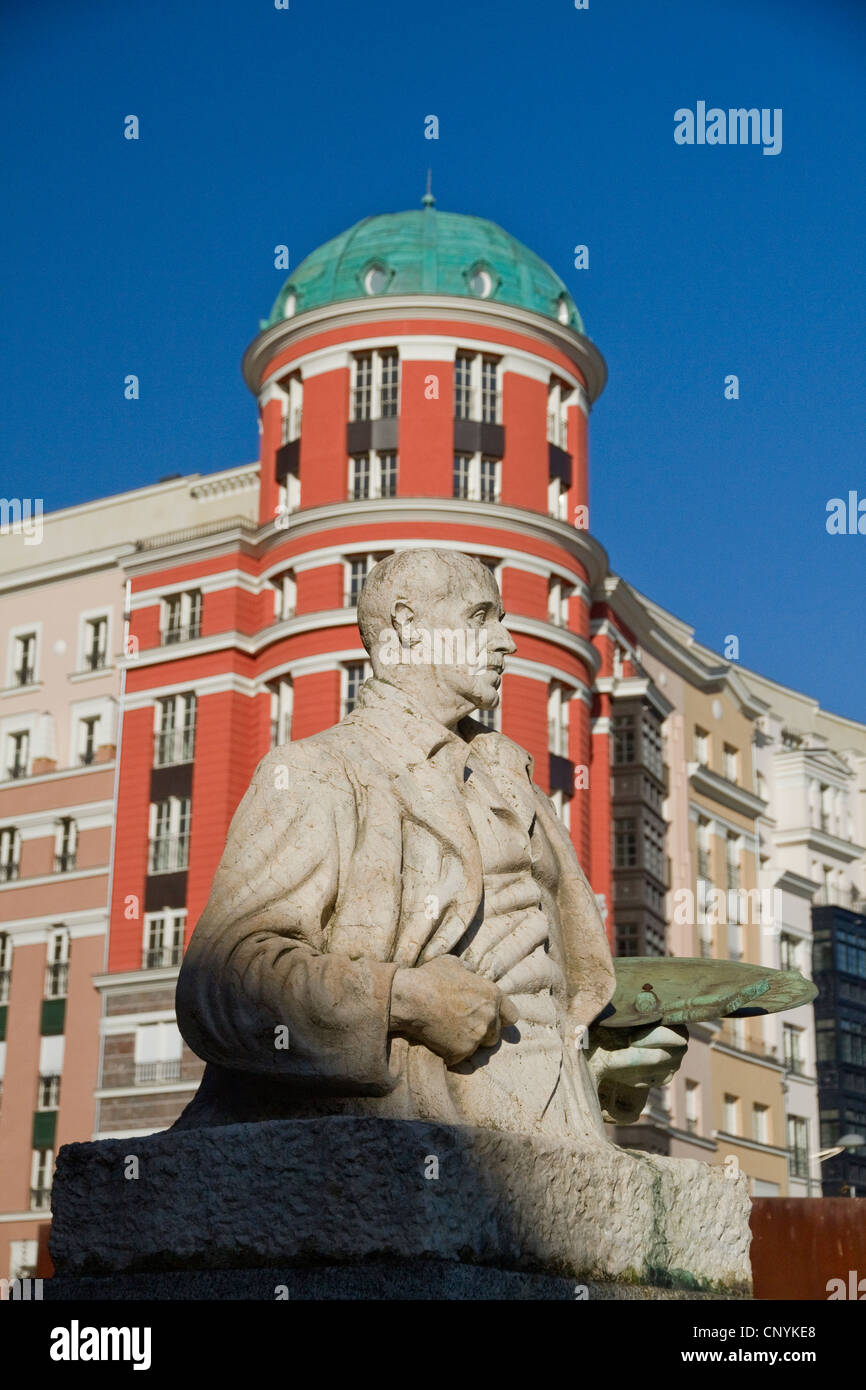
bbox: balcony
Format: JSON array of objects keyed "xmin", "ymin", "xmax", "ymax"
[
  {"xmin": 84, "ymin": 650, "xmax": 107, "ymax": 672},
  {"xmin": 135, "ymin": 1058, "xmax": 181, "ymax": 1085},
  {"xmin": 14, "ymin": 666, "xmax": 35, "ymax": 687},
  {"xmin": 54, "ymin": 852, "xmax": 77, "ymax": 873},
  {"xmin": 0, "ymin": 968, "xmax": 10, "ymax": 1003},
  {"xmin": 142, "ymin": 944, "xmax": 183, "ymax": 970},
  {"xmin": 7, "ymin": 761, "xmax": 28, "ymax": 780},
  {"xmin": 0, "ymin": 864, "xmax": 19, "ymax": 883},
  {"xmin": 30, "ymin": 1187, "xmax": 52, "ymax": 1213}
]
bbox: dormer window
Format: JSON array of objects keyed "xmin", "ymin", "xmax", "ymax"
[
  {"xmin": 363, "ymin": 264, "xmax": 388, "ymax": 295},
  {"xmin": 557, "ymin": 295, "xmax": 570, "ymax": 325},
  {"xmin": 282, "ymin": 291, "xmax": 297, "ymax": 319},
  {"xmin": 468, "ymin": 265, "xmax": 494, "ymax": 299}
]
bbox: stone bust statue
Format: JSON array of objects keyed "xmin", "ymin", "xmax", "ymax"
[{"xmin": 175, "ymin": 548, "xmax": 687, "ymax": 1137}]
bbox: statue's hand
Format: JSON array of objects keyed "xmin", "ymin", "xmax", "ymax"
[
  {"xmin": 389, "ymin": 955, "xmax": 519, "ymax": 1067},
  {"xmin": 587, "ymin": 1023, "xmax": 689, "ymax": 1125}
]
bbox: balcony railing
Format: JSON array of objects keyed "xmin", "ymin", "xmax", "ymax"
[
  {"xmin": 44, "ymin": 962, "xmax": 68, "ymax": 999},
  {"xmin": 162, "ymin": 623, "xmax": 201, "ymax": 646},
  {"xmin": 135, "ymin": 1059, "xmax": 181, "ymax": 1085},
  {"xmin": 7, "ymin": 761, "xmax": 28, "ymax": 780},
  {"xmin": 14, "ymin": 666, "xmax": 35, "ymax": 686},
  {"xmin": 54, "ymin": 852, "xmax": 77, "ymax": 873},
  {"xmin": 148, "ymin": 836, "xmax": 190, "ymax": 874},
  {"xmin": 789, "ymin": 1150, "xmax": 809, "ymax": 1180},
  {"xmin": 142, "ymin": 944, "xmax": 183, "ymax": 970},
  {"xmin": 30, "ymin": 1187, "xmax": 52, "ymax": 1213},
  {"xmin": 0, "ymin": 968, "xmax": 10, "ymax": 1003},
  {"xmin": 784, "ymin": 1054, "xmax": 806, "ymax": 1076},
  {"xmin": 0, "ymin": 863, "xmax": 20, "ymax": 882},
  {"xmin": 84, "ymin": 650, "xmax": 107, "ymax": 672},
  {"xmin": 153, "ymin": 728, "xmax": 196, "ymax": 766}
]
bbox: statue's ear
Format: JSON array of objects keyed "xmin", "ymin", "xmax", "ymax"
[{"xmin": 391, "ymin": 599, "xmax": 417, "ymax": 645}]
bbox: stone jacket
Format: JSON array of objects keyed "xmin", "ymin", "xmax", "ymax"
[{"xmin": 175, "ymin": 677, "xmax": 616, "ymax": 1127}]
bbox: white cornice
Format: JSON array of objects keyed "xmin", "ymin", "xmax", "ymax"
[
  {"xmin": 773, "ymin": 826, "xmax": 865, "ymax": 863},
  {"xmin": 243, "ymin": 295, "xmax": 607, "ymax": 403},
  {"xmin": 93, "ymin": 965, "xmax": 180, "ymax": 992},
  {"xmin": 687, "ymin": 762, "xmax": 767, "ymax": 820}
]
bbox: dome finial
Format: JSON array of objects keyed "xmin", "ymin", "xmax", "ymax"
[{"xmin": 422, "ymin": 169, "xmax": 435, "ymax": 208}]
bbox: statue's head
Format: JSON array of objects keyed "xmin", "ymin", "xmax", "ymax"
[{"xmin": 357, "ymin": 549, "xmax": 517, "ymax": 726}]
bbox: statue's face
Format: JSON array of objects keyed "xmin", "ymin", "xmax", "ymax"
[{"xmin": 409, "ymin": 566, "xmax": 517, "ymax": 713}]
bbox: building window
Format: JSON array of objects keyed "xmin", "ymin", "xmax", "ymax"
[
  {"xmin": 270, "ymin": 678, "xmax": 293, "ymax": 748},
  {"xmin": 13, "ymin": 633, "xmax": 37, "ymax": 687},
  {"xmin": 54, "ymin": 818, "xmax": 78, "ymax": 873},
  {"xmin": 154, "ymin": 693, "xmax": 196, "ymax": 767},
  {"xmin": 83, "ymin": 616, "xmax": 109, "ymax": 672},
  {"xmin": 783, "ymin": 1024, "xmax": 804, "ymax": 1075},
  {"xmin": 453, "ymin": 453, "xmax": 501, "ymax": 503},
  {"xmin": 547, "ymin": 577, "xmax": 571, "ymax": 628},
  {"xmin": 642, "ymin": 716, "xmax": 663, "ymax": 780},
  {"xmin": 163, "ymin": 590, "xmax": 202, "ymax": 645},
  {"xmin": 723, "ymin": 1093, "xmax": 739, "ymax": 1135},
  {"xmin": 30, "ymin": 1148, "xmax": 53, "ymax": 1212},
  {"xmin": 280, "ymin": 373, "xmax": 303, "ymax": 443},
  {"xmin": 547, "ymin": 683, "xmax": 570, "ymax": 757},
  {"xmin": 685, "ymin": 1079, "xmax": 700, "ymax": 1135},
  {"xmin": 835, "ymin": 931, "xmax": 866, "ymax": 978},
  {"xmin": 348, "ymin": 451, "xmax": 398, "ymax": 500},
  {"xmin": 78, "ymin": 715, "xmax": 99, "ymax": 765},
  {"xmin": 723, "ymin": 743, "xmax": 739, "ymax": 784},
  {"xmin": 0, "ymin": 931, "xmax": 11, "ymax": 1003},
  {"xmin": 612, "ymin": 714, "xmax": 636, "ymax": 765},
  {"xmin": 693, "ymin": 726, "xmax": 709, "ymax": 766},
  {"xmin": 644, "ymin": 820, "xmax": 666, "ymax": 882},
  {"xmin": 343, "ymin": 662, "xmax": 370, "ymax": 718},
  {"xmin": 148, "ymin": 796, "xmax": 191, "ymax": 874},
  {"xmin": 839, "ymin": 1019, "xmax": 866, "ymax": 1067},
  {"xmin": 787, "ymin": 1116, "xmax": 809, "ymax": 1179},
  {"xmin": 7, "ymin": 730, "xmax": 30, "ymax": 779},
  {"xmin": 547, "ymin": 378, "xmax": 571, "ymax": 450},
  {"xmin": 454, "ymin": 352, "xmax": 500, "ymax": 423},
  {"xmin": 780, "ymin": 933, "xmax": 800, "ymax": 972},
  {"xmin": 37, "ymin": 1073, "xmax": 61, "ymax": 1109},
  {"xmin": 614, "ymin": 818, "xmax": 638, "ymax": 870},
  {"xmin": 142, "ymin": 909, "xmax": 186, "ymax": 970},
  {"xmin": 0, "ymin": 827, "xmax": 20, "ymax": 882},
  {"xmin": 351, "ymin": 350, "xmax": 399, "ymax": 421},
  {"xmin": 726, "ymin": 834, "xmax": 740, "ymax": 892},
  {"xmin": 134, "ymin": 1021, "xmax": 183, "ymax": 1085},
  {"xmin": 547, "ymin": 476, "xmax": 569, "ymax": 521},
  {"xmin": 752, "ymin": 1103, "xmax": 770, "ymax": 1145},
  {"xmin": 45, "ymin": 928, "xmax": 69, "ymax": 999},
  {"xmin": 344, "ymin": 553, "xmax": 389, "ymax": 608}
]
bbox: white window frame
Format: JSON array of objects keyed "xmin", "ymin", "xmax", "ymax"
[
  {"xmin": 30, "ymin": 1148, "xmax": 54, "ymax": 1210},
  {"xmin": 148, "ymin": 796, "xmax": 191, "ymax": 873},
  {"xmin": 454, "ymin": 352, "xmax": 501, "ymax": 423},
  {"xmin": 270, "ymin": 678, "xmax": 293, "ymax": 747},
  {"xmin": 348, "ymin": 451, "xmax": 398, "ymax": 500},
  {"xmin": 272, "ymin": 569, "xmax": 297, "ymax": 622},
  {"xmin": 453, "ymin": 452, "xmax": 501, "ymax": 503},
  {"xmin": 547, "ymin": 476, "xmax": 569, "ymax": 521},
  {"xmin": 134, "ymin": 1020, "xmax": 184, "ymax": 1083},
  {"xmin": 154, "ymin": 693, "xmax": 197, "ymax": 767},
  {"xmin": 53, "ymin": 817, "xmax": 78, "ymax": 874},
  {"xmin": 547, "ymin": 577, "xmax": 571, "ymax": 627},
  {"xmin": 6, "ymin": 727, "xmax": 31, "ymax": 780},
  {"xmin": 342, "ymin": 661, "xmax": 371, "ymax": 718},
  {"xmin": 142, "ymin": 908, "xmax": 187, "ymax": 969},
  {"xmin": 546, "ymin": 377, "xmax": 574, "ymax": 450},
  {"xmin": 78, "ymin": 609, "xmax": 111, "ymax": 674},
  {"xmin": 162, "ymin": 590, "xmax": 203, "ymax": 645},
  {"xmin": 351, "ymin": 349, "xmax": 400, "ymax": 421},
  {"xmin": 547, "ymin": 682, "xmax": 570, "ymax": 757},
  {"xmin": 723, "ymin": 1093, "xmax": 739, "ymax": 1135},
  {"xmin": 344, "ymin": 553, "xmax": 389, "ymax": 608},
  {"xmin": 0, "ymin": 827, "xmax": 20, "ymax": 881},
  {"xmin": 279, "ymin": 372, "xmax": 304, "ymax": 444},
  {"xmin": 6, "ymin": 622, "xmax": 41, "ymax": 689}
]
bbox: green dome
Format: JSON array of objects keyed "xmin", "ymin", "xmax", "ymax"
[{"xmin": 264, "ymin": 203, "xmax": 585, "ymax": 333}]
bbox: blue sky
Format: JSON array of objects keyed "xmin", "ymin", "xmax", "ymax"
[{"xmin": 2, "ymin": 0, "xmax": 864, "ymax": 719}]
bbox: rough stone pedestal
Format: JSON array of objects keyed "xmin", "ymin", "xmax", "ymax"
[{"xmin": 46, "ymin": 1117, "xmax": 752, "ymax": 1300}]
